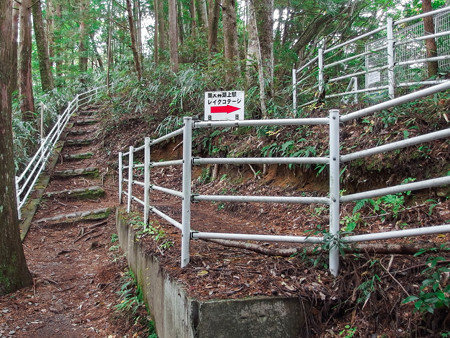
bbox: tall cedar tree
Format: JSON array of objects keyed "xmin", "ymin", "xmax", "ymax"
[
  {"xmin": 19, "ymin": 0, "xmax": 35, "ymax": 118},
  {"xmin": 126, "ymin": 0, "xmax": 142, "ymax": 80},
  {"xmin": 422, "ymin": 0, "xmax": 438, "ymax": 77},
  {"xmin": 32, "ymin": 0, "xmax": 54, "ymax": 92},
  {"xmin": 169, "ymin": 0, "xmax": 179, "ymax": 72},
  {"xmin": 0, "ymin": 0, "xmax": 33, "ymax": 296}
]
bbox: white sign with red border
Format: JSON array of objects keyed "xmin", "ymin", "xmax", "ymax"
[{"xmin": 204, "ymin": 91, "xmax": 245, "ymax": 121}]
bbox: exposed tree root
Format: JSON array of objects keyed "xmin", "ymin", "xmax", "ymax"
[{"xmin": 202, "ymin": 238, "xmax": 445, "ymax": 256}]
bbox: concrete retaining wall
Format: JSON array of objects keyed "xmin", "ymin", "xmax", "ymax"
[{"xmin": 116, "ymin": 208, "xmax": 310, "ymax": 338}]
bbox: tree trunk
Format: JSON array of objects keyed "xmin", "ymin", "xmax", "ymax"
[
  {"xmin": 19, "ymin": 0, "xmax": 35, "ymax": 118},
  {"xmin": 222, "ymin": 0, "xmax": 239, "ymax": 62},
  {"xmin": 177, "ymin": 0, "xmax": 184, "ymax": 44},
  {"xmin": 32, "ymin": 0, "xmax": 54, "ymax": 92},
  {"xmin": 208, "ymin": 0, "xmax": 220, "ymax": 53},
  {"xmin": 133, "ymin": 0, "xmax": 143, "ymax": 66},
  {"xmin": 254, "ymin": 0, "xmax": 274, "ymax": 97},
  {"xmin": 90, "ymin": 34, "xmax": 104, "ymax": 71},
  {"xmin": 190, "ymin": 0, "xmax": 197, "ymax": 35},
  {"xmin": 0, "ymin": 0, "xmax": 33, "ymax": 296},
  {"xmin": 153, "ymin": 0, "xmax": 159, "ymax": 64},
  {"xmin": 422, "ymin": 0, "xmax": 438, "ymax": 77},
  {"xmin": 11, "ymin": 1, "xmax": 19, "ymax": 93},
  {"xmin": 157, "ymin": 0, "xmax": 166, "ymax": 58},
  {"xmin": 106, "ymin": 0, "xmax": 113, "ymax": 87},
  {"xmin": 246, "ymin": 0, "xmax": 267, "ymax": 118},
  {"xmin": 168, "ymin": 0, "xmax": 179, "ymax": 72},
  {"xmin": 126, "ymin": 0, "xmax": 142, "ymax": 80},
  {"xmin": 197, "ymin": 0, "xmax": 208, "ymax": 29},
  {"xmin": 79, "ymin": 0, "xmax": 90, "ymax": 73},
  {"xmin": 46, "ymin": 0, "xmax": 55, "ymax": 69}
]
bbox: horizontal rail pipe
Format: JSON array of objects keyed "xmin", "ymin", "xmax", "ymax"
[
  {"xmin": 194, "ymin": 118, "xmax": 329, "ymax": 129},
  {"xmin": 151, "ymin": 159, "xmax": 184, "ymax": 167},
  {"xmin": 192, "ymin": 231, "xmax": 324, "ymax": 244},
  {"xmin": 132, "ymin": 195, "xmax": 145, "ymax": 206},
  {"xmin": 395, "ymin": 31, "xmax": 450, "ymax": 46},
  {"xmin": 341, "ymin": 128, "xmax": 450, "ymax": 163},
  {"xmin": 150, "ymin": 206, "xmax": 182, "ymax": 230},
  {"xmin": 151, "ymin": 128, "xmax": 184, "ymax": 146},
  {"xmin": 341, "ymin": 176, "xmax": 450, "ymax": 203},
  {"xmin": 344, "ymin": 224, "xmax": 450, "ymax": 243},
  {"xmin": 397, "ymin": 54, "xmax": 450, "ymax": 66},
  {"xmin": 341, "ymin": 81, "xmax": 450, "ymax": 123},
  {"xmin": 326, "ymin": 86, "xmax": 389, "ymax": 99},
  {"xmin": 152, "ymin": 185, "xmax": 184, "ymax": 198},
  {"xmin": 193, "ymin": 194, "xmax": 330, "ymax": 204},
  {"xmin": 395, "ymin": 6, "xmax": 450, "ymax": 24},
  {"xmin": 295, "ymin": 56, "xmax": 319, "ymax": 74},
  {"xmin": 325, "ymin": 26, "xmax": 385, "ymax": 54},
  {"xmin": 193, "ymin": 157, "xmax": 329, "ymax": 166}
]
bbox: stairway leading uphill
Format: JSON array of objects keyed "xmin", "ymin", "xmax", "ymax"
[{"xmin": 33, "ymin": 105, "xmax": 113, "ymax": 226}]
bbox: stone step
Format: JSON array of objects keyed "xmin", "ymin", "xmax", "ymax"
[
  {"xmin": 65, "ymin": 138, "xmax": 95, "ymax": 146},
  {"xmin": 67, "ymin": 129, "xmax": 94, "ymax": 136},
  {"xmin": 79, "ymin": 110, "xmax": 97, "ymax": 116},
  {"xmin": 53, "ymin": 167, "xmax": 99, "ymax": 178},
  {"xmin": 44, "ymin": 186, "xmax": 105, "ymax": 200},
  {"xmin": 35, "ymin": 207, "xmax": 113, "ymax": 226},
  {"xmin": 73, "ymin": 119, "xmax": 100, "ymax": 126},
  {"xmin": 63, "ymin": 152, "xmax": 94, "ymax": 161}
]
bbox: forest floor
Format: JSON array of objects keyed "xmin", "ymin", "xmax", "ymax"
[
  {"xmin": 1, "ymin": 99, "xmax": 449, "ymax": 337},
  {"xmin": 0, "ymin": 106, "xmax": 150, "ymax": 337}
]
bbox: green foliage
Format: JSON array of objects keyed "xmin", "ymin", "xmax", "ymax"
[
  {"xmin": 403, "ymin": 247, "xmax": 450, "ymax": 314},
  {"xmin": 130, "ymin": 217, "xmax": 173, "ymax": 252}
]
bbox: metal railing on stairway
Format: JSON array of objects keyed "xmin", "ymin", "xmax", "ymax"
[
  {"xmin": 293, "ymin": 6, "xmax": 450, "ymax": 110},
  {"xmin": 118, "ymin": 81, "xmax": 450, "ymax": 277},
  {"xmin": 15, "ymin": 86, "xmax": 105, "ymax": 219}
]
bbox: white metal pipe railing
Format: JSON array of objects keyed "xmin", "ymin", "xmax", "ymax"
[
  {"xmin": 194, "ymin": 117, "xmax": 329, "ymax": 128},
  {"xmin": 193, "ymin": 195, "xmax": 330, "ymax": 204},
  {"xmin": 292, "ymin": 7, "xmax": 450, "ymax": 108},
  {"xmin": 16, "ymin": 85, "xmax": 105, "ymax": 217},
  {"xmin": 193, "ymin": 157, "xmax": 329, "ymax": 165},
  {"xmin": 341, "ymin": 177, "xmax": 450, "ymax": 203},
  {"xmin": 152, "ymin": 185, "xmax": 184, "ymax": 199},
  {"xmin": 192, "ymin": 232, "xmax": 324, "ymax": 244},
  {"xmin": 395, "ymin": 6, "xmax": 450, "ymax": 24},
  {"xmin": 341, "ymin": 81, "xmax": 450, "ymax": 122},
  {"xmin": 344, "ymin": 225, "xmax": 450, "ymax": 243},
  {"xmin": 119, "ymin": 81, "xmax": 449, "ymax": 276},
  {"xmin": 341, "ymin": 128, "xmax": 450, "ymax": 163}
]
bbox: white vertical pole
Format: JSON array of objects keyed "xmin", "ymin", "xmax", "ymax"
[
  {"xmin": 127, "ymin": 146, "xmax": 134, "ymax": 213},
  {"xmin": 387, "ymin": 17, "xmax": 395, "ymax": 99},
  {"xmin": 40, "ymin": 104, "xmax": 44, "ymax": 142},
  {"xmin": 353, "ymin": 77, "xmax": 358, "ymax": 104},
  {"xmin": 118, "ymin": 152, "xmax": 123, "ymax": 204},
  {"xmin": 181, "ymin": 117, "xmax": 193, "ymax": 268},
  {"xmin": 329, "ymin": 109, "xmax": 340, "ymax": 277},
  {"xmin": 75, "ymin": 94, "xmax": 79, "ymax": 111},
  {"xmin": 15, "ymin": 176, "xmax": 21, "ymax": 220},
  {"xmin": 292, "ymin": 68, "xmax": 297, "ymax": 114},
  {"xmin": 144, "ymin": 137, "xmax": 151, "ymax": 227},
  {"xmin": 318, "ymin": 48, "xmax": 324, "ymax": 94}
]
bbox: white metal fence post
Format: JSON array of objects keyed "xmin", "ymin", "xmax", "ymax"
[
  {"xmin": 318, "ymin": 48, "xmax": 324, "ymax": 94},
  {"xmin": 181, "ymin": 117, "xmax": 193, "ymax": 268},
  {"xmin": 144, "ymin": 137, "xmax": 151, "ymax": 226},
  {"xmin": 127, "ymin": 146, "xmax": 134, "ymax": 213},
  {"xmin": 15, "ymin": 176, "xmax": 21, "ymax": 220},
  {"xmin": 292, "ymin": 68, "xmax": 297, "ymax": 114},
  {"xmin": 387, "ymin": 17, "xmax": 395, "ymax": 99},
  {"xmin": 118, "ymin": 152, "xmax": 123, "ymax": 204},
  {"xmin": 329, "ymin": 109, "xmax": 340, "ymax": 277}
]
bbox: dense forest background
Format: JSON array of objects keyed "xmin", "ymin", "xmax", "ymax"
[{"xmin": 11, "ymin": 0, "xmax": 449, "ymax": 169}]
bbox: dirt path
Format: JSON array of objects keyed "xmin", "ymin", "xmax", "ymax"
[{"xmin": 0, "ymin": 106, "xmax": 145, "ymax": 337}]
